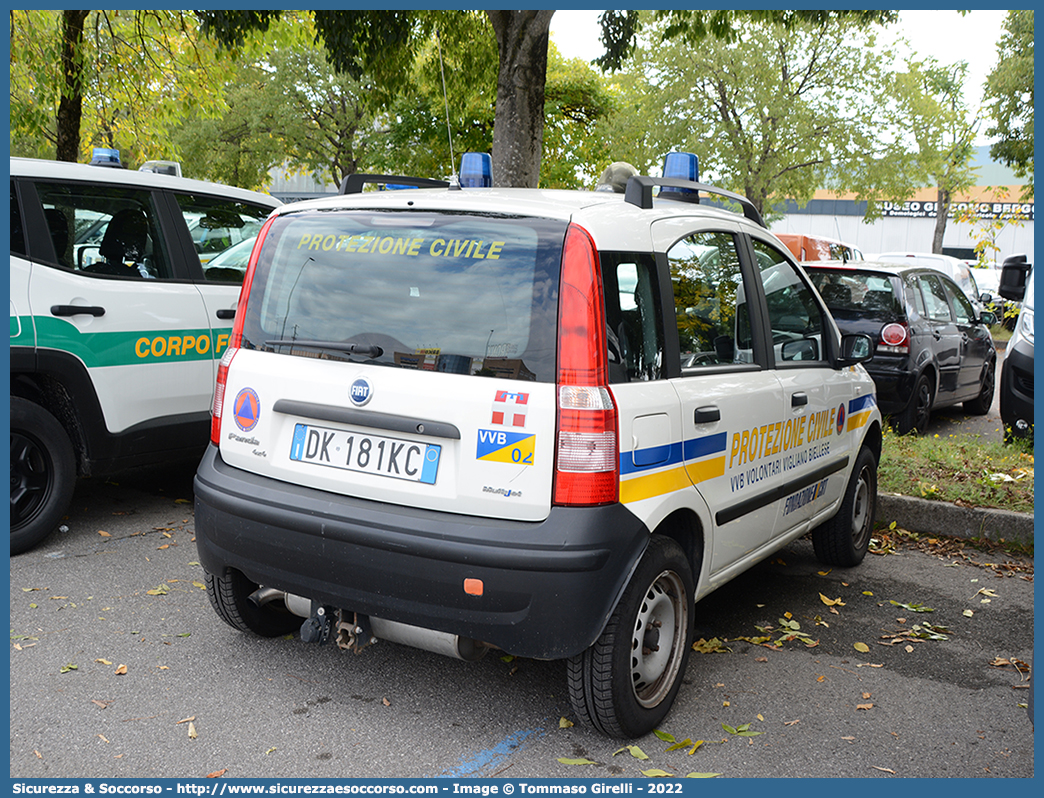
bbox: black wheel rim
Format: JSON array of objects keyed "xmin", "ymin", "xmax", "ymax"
[
  {"xmin": 10, "ymin": 431, "xmax": 54, "ymax": 531},
  {"xmin": 981, "ymin": 367, "xmax": 995, "ymax": 405},
  {"xmin": 913, "ymin": 382, "xmax": 931, "ymax": 430},
  {"xmin": 630, "ymin": 570, "xmax": 688, "ymax": 708}
]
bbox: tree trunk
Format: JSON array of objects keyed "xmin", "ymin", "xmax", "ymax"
[
  {"xmin": 56, "ymin": 10, "xmax": 90, "ymax": 162},
  {"xmin": 485, "ymin": 10, "xmax": 554, "ymax": 188},
  {"xmin": 932, "ymin": 185, "xmax": 950, "ymax": 254}
]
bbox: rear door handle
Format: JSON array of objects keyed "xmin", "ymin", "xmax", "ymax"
[
  {"xmin": 694, "ymin": 406, "xmax": 720, "ymax": 424},
  {"xmin": 216, "ymin": 308, "xmax": 236, "ymax": 320},
  {"xmin": 51, "ymin": 305, "xmax": 105, "ymax": 317},
  {"xmin": 791, "ymin": 392, "xmax": 808, "ymax": 408}
]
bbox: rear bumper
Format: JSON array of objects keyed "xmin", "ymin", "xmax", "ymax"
[
  {"xmin": 864, "ymin": 361, "xmax": 914, "ymax": 416},
  {"xmin": 194, "ymin": 445, "xmax": 650, "ymax": 659}
]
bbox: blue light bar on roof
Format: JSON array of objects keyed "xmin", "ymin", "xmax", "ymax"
[
  {"xmin": 659, "ymin": 152, "xmax": 699, "ymax": 200},
  {"xmin": 459, "ymin": 152, "xmax": 493, "ymax": 188},
  {"xmin": 89, "ymin": 147, "xmax": 122, "ymax": 168}
]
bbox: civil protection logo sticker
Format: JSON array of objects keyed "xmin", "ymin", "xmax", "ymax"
[
  {"xmin": 233, "ymin": 387, "xmax": 261, "ymax": 432},
  {"xmin": 836, "ymin": 403, "xmax": 846, "ymax": 436}
]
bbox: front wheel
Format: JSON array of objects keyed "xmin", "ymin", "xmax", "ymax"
[
  {"xmin": 811, "ymin": 445, "xmax": 877, "ymax": 567},
  {"xmin": 964, "ymin": 359, "xmax": 995, "ymax": 415},
  {"xmin": 10, "ymin": 397, "xmax": 77, "ymax": 555},
  {"xmin": 205, "ymin": 568, "xmax": 301, "ymax": 637},
  {"xmin": 567, "ymin": 536, "xmax": 694, "ymax": 738}
]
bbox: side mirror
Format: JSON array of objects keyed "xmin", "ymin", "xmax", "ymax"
[
  {"xmin": 999, "ymin": 254, "xmax": 1031, "ymax": 302},
  {"xmin": 978, "ymin": 310, "xmax": 998, "ymax": 326},
  {"xmin": 837, "ymin": 333, "xmax": 873, "ymax": 367}
]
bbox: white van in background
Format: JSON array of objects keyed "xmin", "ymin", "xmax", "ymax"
[{"xmin": 871, "ymin": 251, "xmax": 984, "ymax": 311}]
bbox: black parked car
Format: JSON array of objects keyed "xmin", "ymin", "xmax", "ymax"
[{"xmin": 805, "ymin": 261, "xmax": 997, "ymax": 434}]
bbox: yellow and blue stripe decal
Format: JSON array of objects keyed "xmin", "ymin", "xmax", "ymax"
[
  {"xmin": 619, "ymin": 432, "xmax": 727, "ymax": 504},
  {"xmin": 846, "ymin": 394, "xmax": 877, "ymax": 432}
]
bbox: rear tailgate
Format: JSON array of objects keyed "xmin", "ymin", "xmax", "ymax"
[
  {"xmin": 219, "ymin": 354, "xmax": 557, "ymax": 521},
  {"xmin": 219, "ymin": 207, "xmax": 568, "ymax": 522}
]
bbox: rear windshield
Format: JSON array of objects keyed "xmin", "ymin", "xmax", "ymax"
[
  {"xmin": 807, "ymin": 269, "xmax": 903, "ymax": 318},
  {"xmin": 239, "ymin": 210, "xmax": 567, "ymax": 382}
]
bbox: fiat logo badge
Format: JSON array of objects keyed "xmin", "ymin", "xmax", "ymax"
[{"xmin": 349, "ymin": 377, "xmax": 372, "ymax": 407}]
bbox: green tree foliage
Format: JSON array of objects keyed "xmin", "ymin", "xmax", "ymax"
[
  {"xmin": 882, "ymin": 60, "xmax": 980, "ymax": 252},
  {"xmin": 594, "ymin": 9, "xmax": 898, "ymax": 71},
  {"xmin": 601, "ymin": 15, "xmax": 894, "ymax": 217},
  {"xmin": 367, "ymin": 13, "xmax": 499, "ymax": 181},
  {"xmin": 983, "ymin": 10, "xmax": 1034, "ymax": 199},
  {"xmin": 10, "ymin": 10, "xmax": 235, "ymax": 166}
]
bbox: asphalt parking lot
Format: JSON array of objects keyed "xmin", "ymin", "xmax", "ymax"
[{"xmin": 9, "ymin": 447, "xmax": 1034, "ymax": 780}]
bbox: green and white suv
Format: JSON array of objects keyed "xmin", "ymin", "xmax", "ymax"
[{"xmin": 9, "ymin": 152, "xmax": 280, "ymax": 554}]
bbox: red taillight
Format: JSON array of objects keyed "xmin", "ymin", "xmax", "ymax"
[
  {"xmin": 878, "ymin": 322, "xmax": 909, "ymax": 353},
  {"xmin": 553, "ymin": 224, "xmax": 619, "ymax": 506},
  {"xmin": 210, "ymin": 346, "xmax": 237, "ymax": 444},
  {"xmin": 209, "ymin": 215, "xmax": 276, "ymax": 445}
]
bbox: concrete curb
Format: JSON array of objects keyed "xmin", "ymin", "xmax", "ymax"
[{"xmin": 876, "ymin": 492, "xmax": 1034, "ymax": 546}]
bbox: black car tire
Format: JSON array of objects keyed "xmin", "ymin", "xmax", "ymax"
[
  {"xmin": 10, "ymin": 397, "xmax": 77, "ymax": 555},
  {"xmin": 811, "ymin": 445, "xmax": 877, "ymax": 567},
  {"xmin": 205, "ymin": 568, "xmax": 301, "ymax": 638},
  {"xmin": 894, "ymin": 373, "xmax": 932, "ymax": 435},
  {"xmin": 566, "ymin": 535, "xmax": 694, "ymax": 738},
  {"xmin": 963, "ymin": 359, "xmax": 995, "ymax": 415}
]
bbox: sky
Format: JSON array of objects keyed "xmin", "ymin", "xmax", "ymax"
[{"xmin": 548, "ymin": 8, "xmax": 1008, "ymax": 144}]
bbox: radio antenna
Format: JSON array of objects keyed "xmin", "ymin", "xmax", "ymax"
[{"xmin": 435, "ymin": 27, "xmax": 456, "ymax": 182}]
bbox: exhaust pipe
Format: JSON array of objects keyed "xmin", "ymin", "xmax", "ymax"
[{"xmin": 249, "ymin": 588, "xmax": 489, "ymax": 662}]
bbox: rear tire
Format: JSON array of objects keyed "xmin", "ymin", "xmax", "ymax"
[
  {"xmin": 812, "ymin": 445, "xmax": 877, "ymax": 567},
  {"xmin": 893, "ymin": 373, "xmax": 932, "ymax": 435},
  {"xmin": 205, "ymin": 568, "xmax": 300, "ymax": 637},
  {"xmin": 567, "ymin": 535, "xmax": 694, "ymax": 738},
  {"xmin": 963, "ymin": 359, "xmax": 995, "ymax": 415},
  {"xmin": 10, "ymin": 397, "xmax": 77, "ymax": 555}
]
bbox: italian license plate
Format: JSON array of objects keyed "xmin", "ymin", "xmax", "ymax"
[{"xmin": 289, "ymin": 423, "xmax": 441, "ymax": 484}]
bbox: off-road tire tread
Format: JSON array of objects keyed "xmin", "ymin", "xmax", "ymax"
[{"xmin": 205, "ymin": 568, "xmax": 299, "ymax": 637}]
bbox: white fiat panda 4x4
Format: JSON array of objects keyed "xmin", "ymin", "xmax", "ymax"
[{"xmin": 194, "ymin": 154, "xmax": 882, "ymax": 738}]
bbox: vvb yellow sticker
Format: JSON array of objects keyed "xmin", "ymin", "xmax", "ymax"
[{"xmin": 476, "ymin": 429, "xmax": 535, "ymax": 466}]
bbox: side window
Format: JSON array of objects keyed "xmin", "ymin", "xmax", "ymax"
[
  {"xmin": 10, "ymin": 181, "xmax": 26, "ymax": 257},
  {"xmin": 668, "ymin": 231, "xmax": 752, "ymax": 368},
  {"xmin": 34, "ymin": 182, "xmax": 171, "ymax": 279},
  {"xmin": 751, "ymin": 238, "xmax": 825, "ymax": 363},
  {"xmin": 602, "ymin": 254, "xmax": 663, "ymax": 383},
  {"xmin": 918, "ymin": 274, "xmax": 953, "ymax": 322},
  {"xmin": 944, "ymin": 278, "xmax": 975, "ymax": 324},
  {"xmin": 905, "ymin": 275, "xmax": 927, "ymax": 317},
  {"xmin": 172, "ymin": 193, "xmax": 272, "ymax": 283}
]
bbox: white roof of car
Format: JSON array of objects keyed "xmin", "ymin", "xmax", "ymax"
[
  {"xmin": 271, "ymin": 185, "xmax": 764, "ymax": 252},
  {"xmin": 9, "ymin": 156, "xmax": 281, "ymax": 207}
]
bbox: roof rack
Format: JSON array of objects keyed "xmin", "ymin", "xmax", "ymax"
[
  {"xmin": 624, "ymin": 176, "xmax": 766, "ymax": 228},
  {"xmin": 340, "ymin": 174, "xmax": 450, "ymax": 195}
]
